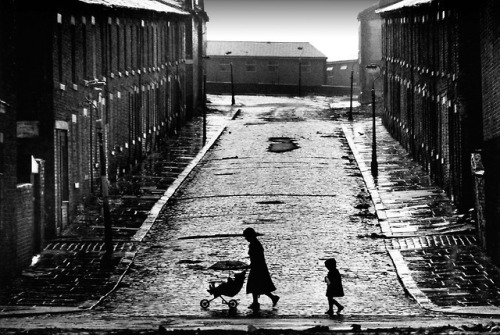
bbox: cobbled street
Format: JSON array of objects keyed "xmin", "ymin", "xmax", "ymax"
[
  {"xmin": 3, "ymin": 95, "xmax": 500, "ymax": 333},
  {"xmin": 90, "ymin": 95, "xmax": 422, "ymax": 317}
]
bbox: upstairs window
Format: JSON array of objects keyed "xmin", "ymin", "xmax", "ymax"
[
  {"xmin": 301, "ymin": 61, "xmax": 311, "ymax": 73},
  {"xmin": 245, "ymin": 60, "xmax": 256, "ymax": 72},
  {"xmin": 219, "ymin": 62, "xmax": 230, "ymax": 72},
  {"xmin": 268, "ymin": 61, "xmax": 278, "ymax": 72}
]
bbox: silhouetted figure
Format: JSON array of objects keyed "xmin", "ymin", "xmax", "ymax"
[
  {"xmin": 324, "ymin": 258, "xmax": 344, "ymax": 315},
  {"xmin": 243, "ymin": 228, "xmax": 280, "ymax": 311}
]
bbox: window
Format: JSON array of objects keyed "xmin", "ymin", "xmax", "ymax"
[
  {"xmin": 124, "ymin": 24, "xmax": 128, "ymax": 71},
  {"xmin": 301, "ymin": 61, "xmax": 311, "ymax": 73},
  {"xmin": 57, "ymin": 13, "xmax": 63, "ymax": 82},
  {"xmin": 108, "ymin": 17, "xmax": 113, "ymax": 74},
  {"xmin": 91, "ymin": 16, "xmax": 97, "ymax": 78},
  {"xmin": 82, "ymin": 17, "xmax": 88, "ymax": 79},
  {"xmin": 246, "ymin": 60, "xmax": 256, "ymax": 72},
  {"xmin": 340, "ymin": 65, "xmax": 348, "ymax": 70},
  {"xmin": 100, "ymin": 24, "xmax": 107, "ymax": 77},
  {"xmin": 137, "ymin": 25, "xmax": 141, "ymax": 69},
  {"xmin": 116, "ymin": 19, "xmax": 121, "ymax": 73},
  {"xmin": 70, "ymin": 16, "xmax": 76, "ymax": 83},
  {"xmin": 219, "ymin": 62, "xmax": 230, "ymax": 72},
  {"xmin": 268, "ymin": 61, "xmax": 278, "ymax": 72}
]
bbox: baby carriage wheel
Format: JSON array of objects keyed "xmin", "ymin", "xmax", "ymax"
[
  {"xmin": 228, "ymin": 299, "xmax": 238, "ymax": 309},
  {"xmin": 200, "ymin": 299, "xmax": 210, "ymax": 309}
]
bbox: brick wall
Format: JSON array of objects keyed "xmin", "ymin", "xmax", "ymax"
[
  {"xmin": 479, "ymin": 0, "xmax": 500, "ymax": 265},
  {"xmin": 15, "ymin": 184, "xmax": 34, "ymax": 271},
  {"xmin": 14, "ymin": 2, "xmax": 197, "ymax": 233},
  {"xmin": 206, "ymin": 57, "xmax": 327, "ymax": 87},
  {"xmin": 380, "ymin": 4, "xmax": 482, "ymax": 212},
  {"xmin": 326, "ymin": 60, "xmax": 358, "ymax": 87},
  {"xmin": 2, "ymin": 0, "xmax": 206, "ymax": 279},
  {"xmin": 0, "ymin": 0, "xmax": 19, "ymax": 283}
]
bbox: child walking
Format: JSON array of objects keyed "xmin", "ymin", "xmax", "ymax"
[{"xmin": 324, "ymin": 258, "xmax": 344, "ymax": 315}]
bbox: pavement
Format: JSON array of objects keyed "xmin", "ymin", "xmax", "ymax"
[
  {"xmin": 0, "ymin": 106, "xmax": 237, "ymax": 314},
  {"xmin": 1, "ymin": 95, "xmax": 500, "ymax": 333},
  {"xmin": 343, "ymin": 118, "xmax": 500, "ymax": 316}
]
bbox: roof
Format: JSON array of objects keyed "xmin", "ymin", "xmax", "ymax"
[
  {"xmin": 78, "ymin": 0, "xmax": 189, "ymax": 15},
  {"xmin": 327, "ymin": 59, "xmax": 357, "ymax": 65},
  {"xmin": 376, "ymin": 0, "xmax": 433, "ymax": 14},
  {"xmin": 207, "ymin": 41, "xmax": 327, "ymax": 59}
]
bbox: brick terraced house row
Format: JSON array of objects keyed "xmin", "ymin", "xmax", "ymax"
[
  {"xmin": 0, "ymin": 0, "xmax": 208, "ymax": 281},
  {"xmin": 377, "ymin": 0, "xmax": 483, "ymax": 213},
  {"xmin": 478, "ymin": 0, "xmax": 500, "ymax": 265},
  {"xmin": 360, "ymin": 0, "xmax": 500, "ymax": 267},
  {"xmin": 0, "ymin": 0, "xmax": 24, "ymax": 283}
]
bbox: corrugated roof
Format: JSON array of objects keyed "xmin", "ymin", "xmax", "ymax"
[
  {"xmin": 78, "ymin": 0, "xmax": 189, "ymax": 15},
  {"xmin": 207, "ymin": 41, "xmax": 327, "ymax": 59},
  {"xmin": 376, "ymin": 0, "xmax": 433, "ymax": 13}
]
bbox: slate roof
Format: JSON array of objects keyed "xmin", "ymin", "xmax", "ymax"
[
  {"xmin": 376, "ymin": 0, "xmax": 433, "ymax": 13},
  {"xmin": 78, "ymin": 0, "xmax": 188, "ymax": 14},
  {"xmin": 207, "ymin": 41, "xmax": 327, "ymax": 59}
]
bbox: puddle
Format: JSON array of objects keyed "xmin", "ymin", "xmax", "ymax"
[{"xmin": 268, "ymin": 137, "xmax": 299, "ymax": 153}]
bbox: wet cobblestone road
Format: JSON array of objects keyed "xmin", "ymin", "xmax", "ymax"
[
  {"xmin": 4, "ymin": 96, "xmax": 500, "ymax": 332},
  {"xmin": 94, "ymin": 95, "xmax": 423, "ymax": 317}
]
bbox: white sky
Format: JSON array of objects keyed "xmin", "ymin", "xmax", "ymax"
[{"xmin": 205, "ymin": 0, "xmax": 377, "ymax": 61}]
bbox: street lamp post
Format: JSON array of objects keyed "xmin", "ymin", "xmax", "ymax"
[
  {"xmin": 87, "ymin": 80, "xmax": 113, "ymax": 257},
  {"xmin": 225, "ymin": 51, "xmax": 235, "ymax": 105},
  {"xmin": 297, "ymin": 47, "xmax": 303, "ymax": 97},
  {"xmin": 96, "ymin": 118, "xmax": 113, "ymax": 257},
  {"xmin": 348, "ymin": 61, "xmax": 356, "ymax": 121},
  {"xmin": 366, "ymin": 64, "xmax": 381, "ymax": 177},
  {"xmin": 203, "ymin": 73, "xmax": 207, "ymax": 144},
  {"xmin": 202, "ymin": 55, "xmax": 210, "ymax": 145},
  {"xmin": 230, "ymin": 62, "xmax": 235, "ymax": 105}
]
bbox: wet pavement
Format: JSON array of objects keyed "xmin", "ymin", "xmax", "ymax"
[
  {"xmin": 343, "ymin": 119, "xmax": 500, "ymax": 315},
  {"xmin": 94, "ymin": 95, "xmax": 421, "ymax": 318},
  {"xmin": 0, "ymin": 107, "xmax": 234, "ymax": 311},
  {"xmin": 1, "ymin": 95, "xmax": 500, "ymax": 333}
]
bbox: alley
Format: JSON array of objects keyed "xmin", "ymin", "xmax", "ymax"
[{"xmin": 95, "ymin": 95, "xmax": 421, "ymax": 317}]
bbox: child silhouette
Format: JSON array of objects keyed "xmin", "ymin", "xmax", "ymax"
[{"xmin": 324, "ymin": 258, "xmax": 344, "ymax": 315}]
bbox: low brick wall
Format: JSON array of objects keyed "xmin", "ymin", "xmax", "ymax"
[
  {"xmin": 207, "ymin": 82, "xmax": 359, "ymax": 97},
  {"xmin": 15, "ymin": 183, "xmax": 34, "ymax": 270}
]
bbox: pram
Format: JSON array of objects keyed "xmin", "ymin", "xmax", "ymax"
[{"xmin": 200, "ymin": 270, "xmax": 246, "ymax": 309}]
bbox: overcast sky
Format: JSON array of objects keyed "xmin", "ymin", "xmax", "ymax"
[{"xmin": 205, "ymin": 0, "xmax": 377, "ymax": 61}]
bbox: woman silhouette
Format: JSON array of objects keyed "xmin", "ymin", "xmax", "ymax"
[{"xmin": 243, "ymin": 228, "xmax": 280, "ymax": 311}]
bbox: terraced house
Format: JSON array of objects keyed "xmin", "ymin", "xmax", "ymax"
[
  {"xmin": 0, "ymin": 0, "xmax": 208, "ymax": 281},
  {"xmin": 373, "ymin": 0, "xmax": 500, "ymax": 265},
  {"xmin": 378, "ymin": 0, "xmax": 482, "ymax": 211}
]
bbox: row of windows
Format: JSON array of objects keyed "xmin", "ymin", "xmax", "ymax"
[
  {"xmin": 382, "ymin": 9, "xmax": 458, "ymax": 77},
  {"xmin": 56, "ymin": 13, "xmax": 186, "ymax": 85},
  {"xmin": 218, "ymin": 61, "xmax": 311, "ymax": 73}
]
